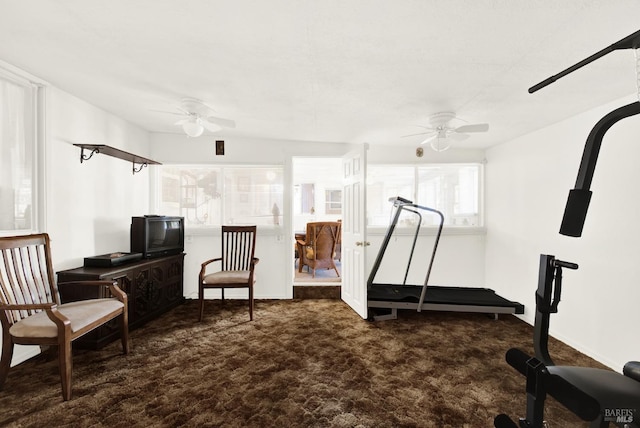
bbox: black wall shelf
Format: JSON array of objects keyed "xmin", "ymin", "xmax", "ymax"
[{"xmin": 73, "ymin": 144, "xmax": 161, "ymax": 174}]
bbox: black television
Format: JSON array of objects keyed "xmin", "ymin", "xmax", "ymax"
[{"xmin": 130, "ymin": 216, "xmax": 184, "ymax": 258}]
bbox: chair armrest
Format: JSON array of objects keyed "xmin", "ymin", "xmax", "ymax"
[
  {"xmin": 251, "ymin": 257, "xmax": 260, "ymax": 267},
  {"xmin": 107, "ymin": 283, "xmax": 127, "ymax": 303},
  {"xmin": 44, "ymin": 306, "xmax": 71, "ymax": 330},
  {"xmin": 200, "ymin": 257, "xmax": 222, "ymax": 278},
  {"xmin": 58, "ymin": 280, "xmax": 128, "ymax": 303},
  {"xmin": 295, "ymin": 239, "xmax": 308, "ymax": 246},
  {"xmin": 0, "ymin": 302, "xmax": 56, "ymax": 311},
  {"xmin": 201, "ymin": 257, "xmax": 222, "ymax": 269},
  {"xmin": 0, "ymin": 302, "xmax": 71, "ymax": 331}
]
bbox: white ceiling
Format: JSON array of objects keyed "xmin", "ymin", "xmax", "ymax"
[{"xmin": 1, "ymin": 1, "xmax": 640, "ymax": 149}]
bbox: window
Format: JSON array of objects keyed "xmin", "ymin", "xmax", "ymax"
[
  {"xmin": 0, "ymin": 68, "xmax": 40, "ymax": 234},
  {"xmin": 157, "ymin": 165, "xmax": 284, "ymax": 227},
  {"xmin": 325, "ymin": 189, "xmax": 342, "ymax": 214},
  {"xmin": 295, "ymin": 183, "xmax": 315, "ymax": 214},
  {"xmin": 367, "ymin": 164, "xmax": 482, "ymax": 227}
]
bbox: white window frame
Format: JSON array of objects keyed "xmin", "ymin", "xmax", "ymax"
[
  {"xmin": 324, "ymin": 188, "xmax": 342, "ymax": 215},
  {"xmin": 0, "ymin": 62, "xmax": 46, "ymax": 236}
]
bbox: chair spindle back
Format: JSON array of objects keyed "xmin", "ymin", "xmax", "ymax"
[
  {"xmin": 0, "ymin": 234, "xmax": 59, "ymax": 326},
  {"xmin": 221, "ymin": 226, "xmax": 257, "ymax": 271}
]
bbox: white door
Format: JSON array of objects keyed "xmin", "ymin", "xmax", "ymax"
[{"xmin": 341, "ymin": 144, "xmax": 368, "ymax": 319}]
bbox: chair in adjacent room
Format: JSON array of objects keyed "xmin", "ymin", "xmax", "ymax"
[
  {"xmin": 0, "ymin": 233, "xmax": 129, "ymax": 401},
  {"xmin": 296, "ymin": 221, "xmax": 341, "ymax": 278},
  {"xmin": 199, "ymin": 225, "xmax": 259, "ymax": 321}
]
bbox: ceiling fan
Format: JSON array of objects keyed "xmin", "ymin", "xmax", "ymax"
[
  {"xmin": 156, "ymin": 98, "xmax": 236, "ymax": 137},
  {"xmin": 404, "ymin": 112, "xmax": 489, "ymax": 152}
]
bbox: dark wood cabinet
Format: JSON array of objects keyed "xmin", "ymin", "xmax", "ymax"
[{"xmin": 57, "ymin": 253, "xmax": 185, "ymax": 349}]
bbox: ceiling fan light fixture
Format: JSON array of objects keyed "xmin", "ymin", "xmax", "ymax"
[
  {"xmin": 430, "ymin": 137, "xmax": 451, "ymax": 152},
  {"xmin": 183, "ymin": 117, "xmax": 204, "ymax": 137}
]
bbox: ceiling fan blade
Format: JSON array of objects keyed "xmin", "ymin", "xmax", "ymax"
[
  {"xmin": 180, "ymin": 98, "xmax": 212, "ymax": 115},
  {"xmin": 419, "ymin": 133, "xmax": 438, "ymax": 145},
  {"xmin": 402, "ymin": 125, "xmax": 436, "ymax": 138},
  {"xmin": 448, "ymin": 132, "xmax": 470, "ymax": 142},
  {"xmin": 199, "ymin": 101, "xmax": 220, "ymax": 115},
  {"xmin": 175, "ymin": 105, "xmax": 193, "ymax": 116},
  {"xmin": 150, "ymin": 109, "xmax": 184, "ymax": 116},
  {"xmin": 455, "ymin": 123, "xmax": 489, "ymax": 133},
  {"xmin": 402, "ymin": 131, "xmax": 434, "ymax": 138},
  {"xmin": 207, "ymin": 116, "xmax": 236, "ymax": 129},
  {"xmin": 202, "ymin": 121, "xmax": 222, "ymax": 133},
  {"xmin": 174, "ymin": 119, "xmax": 188, "ymax": 125}
]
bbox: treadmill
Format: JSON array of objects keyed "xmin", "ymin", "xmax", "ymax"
[{"xmin": 367, "ymin": 197, "xmax": 524, "ymax": 320}]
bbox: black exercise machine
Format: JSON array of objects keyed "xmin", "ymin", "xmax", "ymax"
[
  {"xmin": 495, "ymin": 255, "xmax": 640, "ymax": 428},
  {"xmin": 495, "ymin": 29, "xmax": 640, "ymax": 428},
  {"xmin": 367, "ymin": 196, "xmax": 524, "ymax": 321}
]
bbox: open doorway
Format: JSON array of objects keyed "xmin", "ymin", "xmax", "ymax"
[{"xmin": 292, "ymin": 157, "xmax": 343, "ymax": 296}]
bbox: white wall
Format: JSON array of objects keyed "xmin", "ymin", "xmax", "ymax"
[
  {"xmin": 9, "ymin": 86, "xmax": 151, "ymax": 366},
  {"xmin": 48, "ymin": 88, "xmax": 151, "ymax": 269},
  {"xmin": 486, "ymin": 95, "xmax": 640, "ymax": 370}
]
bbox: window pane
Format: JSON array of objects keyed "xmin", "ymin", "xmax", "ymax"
[
  {"xmin": 158, "ymin": 165, "xmax": 284, "ymax": 227},
  {"xmin": 367, "ymin": 166, "xmax": 415, "ymax": 226},
  {"xmin": 224, "ymin": 167, "xmax": 284, "ymax": 226},
  {"xmin": 158, "ymin": 166, "xmax": 222, "ymax": 226},
  {"xmin": 417, "ymin": 164, "xmax": 480, "ymax": 226},
  {"xmin": 0, "ymin": 74, "xmax": 34, "ymax": 232},
  {"xmin": 325, "ymin": 189, "xmax": 342, "ymax": 215}
]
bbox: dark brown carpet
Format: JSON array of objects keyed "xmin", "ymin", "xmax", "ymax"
[{"xmin": 0, "ymin": 299, "xmax": 607, "ymax": 427}]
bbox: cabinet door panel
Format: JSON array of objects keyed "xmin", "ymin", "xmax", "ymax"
[{"xmin": 133, "ymin": 268, "xmax": 151, "ymax": 319}]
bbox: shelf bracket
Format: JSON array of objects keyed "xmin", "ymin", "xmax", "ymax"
[
  {"xmin": 80, "ymin": 147, "xmax": 100, "ymax": 163},
  {"xmin": 132, "ymin": 162, "xmax": 148, "ymax": 175}
]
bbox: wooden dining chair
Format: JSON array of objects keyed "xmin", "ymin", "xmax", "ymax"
[
  {"xmin": 199, "ymin": 226, "xmax": 259, "ymax": 321},
  {"xmin": 0, "ymin": 233, "xmax": 129, "ymax": 401}
]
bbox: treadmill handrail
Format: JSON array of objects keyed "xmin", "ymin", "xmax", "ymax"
[
  {"xmin": 402, "ymin": 207, "xmax": 422, "ymax": 285},
  {"xmin": 367, "ymin": 197, "xmax": 444, "ymax": 313}
]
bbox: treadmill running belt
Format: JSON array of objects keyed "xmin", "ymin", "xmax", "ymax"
[{"xmin": 368, "ymin": 284, "xmax": 524, "ymax": 313}]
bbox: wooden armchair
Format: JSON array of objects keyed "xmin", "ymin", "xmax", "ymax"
[
  {"xmin": 199, "ymin": 226, "xmax": 259, "ymax": 321},
  {"xmin": 0, "ymin": 233, "xmax": 129, "ymax": 401},
  {"xmin": 296, "ymin": 221, "xmax": 341, "ymax": 278}
]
